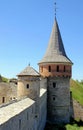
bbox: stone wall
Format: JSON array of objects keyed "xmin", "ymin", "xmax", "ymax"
[
  {"xmin": 0, "ymin": 88, "xmax": 47, "ymax": 130},
  {"xmin": 0, "ymin": 83, "xmax": 17, "ymax": 105},
  {"xmin": 47, "ymin": 77, "xmax": 70, "ymax": 123},
  {"xmin": 17, "ymin": 76, "xmax": 40, "ymax": 100},
  {"xmin": 38, "ymin": 88, "xmax": 47, "ymax": 130},
  {"xmin": 73, "ymin": 100, "xmax": 83, "ymax": 121},
  {"xmin": 0, "ymin": 98, "xmax": 35, "ymax": 130},
  {"xmin": 40, "ymin": 78, "xmax": 47, "ymax": 89}
]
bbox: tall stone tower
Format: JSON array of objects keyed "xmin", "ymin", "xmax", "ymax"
[{"xmin": 38, "ymin": 18, "xmax": 73, "ymax": 124}]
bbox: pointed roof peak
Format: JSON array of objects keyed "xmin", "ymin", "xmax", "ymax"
[
  {"xmin": 39, "ymin": 19, "xmax": 72, "ymax": 64},
  {"xmin": 17, "ymin": 66, "xmax": 40, "ymax": 76}
]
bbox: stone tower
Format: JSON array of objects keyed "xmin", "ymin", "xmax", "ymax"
[
  {"xmin": 38, "ymin": 19, "xmax": 73, "ymax": 124},
  {"xmin": 17, "ymin": 65, "xmax": 40, "ymax": 100}
]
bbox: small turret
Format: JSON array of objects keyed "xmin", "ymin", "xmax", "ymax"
[{"xmin": 17, "ymin": 66, "xmax": 40, "ymax": 100}]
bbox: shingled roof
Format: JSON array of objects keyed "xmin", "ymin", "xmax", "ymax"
[
  {"xmin": 39, "ymin": 19, "xmax": 72, "ymax": 64},
  {"xmin": 17, "ymin": 66, "xmax": 40, "ymax": 76}
]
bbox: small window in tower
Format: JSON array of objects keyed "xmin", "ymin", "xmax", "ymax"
[
  {"xmin": 49, "ymin": 66, "xmax": 51, "ymax": 72},
  {"xmin": 35, "ymin": 115, "xmax": 38, "ymax": 118},
  {"xmin": 2, "ymin": 97, "xmax": 5, "ymax": 103},
  {"xmin": 53, "ymin": 96, "xmax": 56, "ymax": 101},
  {"xmin": 27, "ymin": 112, "xmax": 28, "ymax": 120},
  {"xmin": 41, "ymin": 66, "xmax": 43, "ymax": 72},
  {"xmin": 64, "ymin": 66, "xmax": 66, "ymax": 72},
  {"xmin": 19, "ymin": 119, "xmax": 21, "ymax": 130},
  {"xmin": 57, "ymin": 65, "xmax": 59, "ymax": 72},
  {"xmin": 53, "ymin": 82, "xmax": 56, "ymax": 88},
  {"xmin": 52, "ymin": 95, "xmax": 56, "ymax": 101},
  {"xmin": 26, "ymin": 84, "xmax": 29, "ymax": 89}
]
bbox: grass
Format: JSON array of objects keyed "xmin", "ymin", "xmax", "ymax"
[
  {"xmin": 45, "ymin": 120, "xmax": 83, "ymax": 130},
  {"xmin": 1, "ymin": 76, "xmax": 9, "ymax": 83},
  {"xmin": 70, "ymin": 79, "xmax": 83, "ymax": 106},
  {"xmin": 65, "ymin": 124, "xmax": 81, "ymax": 130}
]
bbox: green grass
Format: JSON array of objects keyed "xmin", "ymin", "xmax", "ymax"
[
  {"xmin": 45, "ymin": 120, "xmax": 83, "ymax": 130},
  {"xmin": 2, "ymin": 76, "xmax": 9, "ymax": 83},
  {"xmin": 70, "ymin": 79, "xmax": 83, "ymax": 106},
  {"xmin": 65, "ymin": 124, "xmax": 82, "ymax": 130}
]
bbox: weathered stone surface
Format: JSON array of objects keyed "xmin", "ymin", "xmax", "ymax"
[
  {"xmin": 73, "ymin": 100, "xmax": 83, "ymax": 121},
  {"xmin": 47, "ymin": 77, "xmax": 70, "ymax": 123},
  {"xmin": 0, "ymin": 83, "xmax": 17, "ymax": 105},
  {"xmin": 17, "ymin": 76, "xmax": 40, "ymax": 100},
  {"xmin": 0, "ymin": 88, "xmax": 47, "ymax": 130}
]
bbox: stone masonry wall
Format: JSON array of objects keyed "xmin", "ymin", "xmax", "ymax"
[
  {"xmin": 0, "ymin": 89, "xmax": 47, "ymax": 130},
  {"xmin": 47, "ymin": 77, "xmax": 70, "ymax": 123},
  {"xmin": 17, "ymin": 77, "xmax": 40, "ymax": 100},
  {"xmin": 0, "ymin": 83, "xmax": 17, "ymax": 105}
]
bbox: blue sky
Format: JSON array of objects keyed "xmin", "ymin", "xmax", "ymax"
[{"xmin": 0, "ymin": 0, "xmax": 83, "ymax": 80}]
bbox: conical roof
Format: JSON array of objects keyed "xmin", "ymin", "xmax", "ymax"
[
  {"xmin": 39, "ymin": 19, "xmax": 72, "ymax": 64},
  {"xmin": 17, "ymin": 66, "xmax": 40, "ymax": 76}
]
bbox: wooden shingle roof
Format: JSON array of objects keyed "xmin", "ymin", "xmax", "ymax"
[
  {"xmin": 39, "ymin": 19, "xmax": 72, "ymax": 64},
  {"xmin": 17, "ymin": 66, "xmax": 40, "ymax": 76}
]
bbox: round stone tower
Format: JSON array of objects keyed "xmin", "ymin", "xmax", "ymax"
[
  {"xmin": 17, "ymin": 65, "xmax": 40, "ymax": 100},
  {"xmin": 38, "ymin": 19, "xmax": 73, "ymax": 124}
]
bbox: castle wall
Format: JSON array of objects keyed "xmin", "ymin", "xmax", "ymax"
[
  {"xmin": 47, "ymin": 77, "xmax": 70, "ymax": 123},
  {"xmin": 0, "ymin": 98, "xmax": 36, "ymax": 130},
  {"xmin": 40, "ymin": 77, "xmax": 47, "ymax": 89},
  {"xmin": 0, "ymin": 83, "xmax": 17, "ymax": 105},
  {"xmin": 0, "ymin": 88, "xmax": 47, "ymax": 130},
  {"xmin": 38, "ymin": 88, "xmax": 47, "ymax": 130}
]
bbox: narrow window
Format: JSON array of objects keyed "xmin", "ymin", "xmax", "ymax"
[
  {"xmin": 41, "ymin": 66, "xmax": 43, "ymax": 72},
  {"xmin": 35, "ymin": 115, "xmax": 38, "ymax": 118},
  {"xmin": 19, "ymin": 119, "xmax": 21, "ymax": 130},
  {"xmin": 52, "ymin": 95, "xmax": 56, "ymax": 101},
  {"xmin": 53, "ymin": 82, "xmax": 56, "ymax": 88},
  {"xmin": 26, "ymin": 84, "xmax": 29, "ymax": 89},
  {"xmin": 53, "ymin": 97, "xmax": 55, "ymax": 101},
  {"xmin": 49, "ymin": 66, "xmax": 51, "ymax": 72},
  {"xmin": 32, "ymin": 107, "xmax": 34, "ymax": 113},
  {"xmin": 2, "ymin": 97, "xmax": 5, "ymax": 103},
  {"xmin": 57, "ymin": 65, "xmax": 59, "ymax": 72},
  {"xmin": 27, "ymin": 112, "xmax": 28, "ymax": 120},
  {"xmin": 64, "ymin": 66, "xmax": 66, "ymax": 72}
]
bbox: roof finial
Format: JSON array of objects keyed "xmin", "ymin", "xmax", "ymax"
[{"xmin": 54, "ymin": 2, "xmax": 57, "ymax": 19}]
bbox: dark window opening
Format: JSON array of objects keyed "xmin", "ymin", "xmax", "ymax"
[
  {"xmin": 41, "ymin": 66, "xmax": 43, "ymax": 72},
  {"xmin": 15, "ymin": 82, "xmax": 17, "ymax": 85},
  {"xmin": 53, "ymin": 82, "xmax": 56, "ymax": 88},
  {"xmin": 57, "ymin": 66, "xmax": 59, "ymax": 72},
  {"xmin": 35, "ymin": 115, "xmax": 38, "ymax": 118},
  {"xmin": 49, "ymin": 66, "xmax": 51, "ymax": 72},
  {"xmin": 27, "ymin": 112, "xmax": 28, "ymax": 120},
  {"xmin": 64, "ymin": 66, "xmax": 66, "ymax": 72},
  {"xmin": 19, "ymin": 119, "xmax": 21, "ymax": 130},
  {"xmin": 26, "ymin": 84, "xmax": 29, "ymax": 89},
  {"xmin": 53, "ymin": 97, "xmax": 55, "ymax": 100},
  {"xmin": 2, "ymin": 97, "xmax": 5, "ymax": 103}
]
